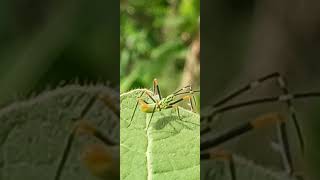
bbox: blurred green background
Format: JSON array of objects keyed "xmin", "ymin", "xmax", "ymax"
[
  {"xmin": 120, "ymin": 0, "xmax": 200, "ymax": 98},
  {"xmin": 0, "ymin": 0, "xmax": 119, "ymax": 106}
]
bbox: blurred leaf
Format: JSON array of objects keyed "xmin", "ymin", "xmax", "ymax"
[
  {"xmin": 0, "ymin": 85, "xmax": 119, "ymax": 180},
  {"xmin": 202, "ymin": 155, "xmax": 295, "ymax": 180}
]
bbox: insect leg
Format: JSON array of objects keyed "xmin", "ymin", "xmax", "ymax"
[
  {"xmin": 191, "ymin": 95, "xmax": 197, "ymax": 111},
  {"xmin": 187, "ymin": 94, "xmax": 196, "ymax": 112},
  {"xmin": 146, "ymin": 105, "xmax": 157, "ymax": 129},
  {"xmin": 188, "ymin": 89, "xmax": 198, "ymax": 112},
  {"xmin": 204, "ymin": 91, "xmax": 320, "ymax": 171},
  {"xmin": 206, "ymin": 92, "xmax": 320, "ymax": 142},
  {"xmin": 274, "ymin": 75, "xmax": 304, "ymax": 153},
  {"xmin": 196, "ymin": 73, "xmax": 267, "ymax": 132},
  {"xmin": 201, "ymin": 112, "xmax": 305, "ymax": 179},
  {"xmin": 54, "ymin": 126, "xmax": 76, "ymax": 180},
  {"xmin": 276, "ymin": 121, "xmax": 294, "ymax": 176},
  {"xmin": 76, "ymin": 120, "xmax": 117, "ymax": 145},
  {"xmin": 202, "ymin": 72, "xmax": 291, "ymax": 124},
  {"xmin": 211, "ymin": 72, "xmax": 284, "ymax": 108},
  {"xmin": 204, "ymin": 73, "xmax": 304, "ymax": 153},
  {"xmin": 213, "ymin": 92, "xmax": 320, "ymax": 114},
  {"xmin": 206, "ymin": 74, "xmax": 302, "ymax": 175},
  {"xmin": 173, "ymin": 86, "xmax": 199, "ymax": 112},
  {"xmin": 54, "ymin": 120, "xmax": 116, "ymax": 180},
  {"xmin": 153, "ymin": 79, "xmax": 162, "ymax": 100},
  {"xmin": 99, "ymin": 94, "xmax": 120, "ymax": 117},
  {"xmin": 145, "ymin": 91, "xmax": 157, "ymax": 103},
  {"xmin": 54, "ymin": 94, "xmax": 98, "ymax": 180},
  {"xmin": 201, "ymin": 113, "xmax": 286, "ymax": 151},
  {"xmin": 73, "ymin": 94, "xmax": 98, "ymax": 120},
  {"xmin": 128, "ymin": 91, "xmax": 148, "ymax": 127},
  {"xmin": 166, "ymin": 96, "xmax": 194, "ymax": 121},
  {"xmin": 177, "ymin": 86, "xmax": 196, "ymax": 112},
  {"xmin": 171, "ymin": 105, "xmax": 182, "ymax": 120},
  {"xmin": 173, "ymin": 85, "xmax": 192, "ymax": 95},
  {"xmin": 168, "ymin": 95, "xmax": 192, "ymax": 106}
]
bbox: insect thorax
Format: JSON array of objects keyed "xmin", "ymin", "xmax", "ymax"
[{"xmin": 159, "ymin": 95, "xmax": 175, "ymax": 109}]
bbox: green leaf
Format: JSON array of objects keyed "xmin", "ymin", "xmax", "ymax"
[
  {"xmin": 0, "ymin": 85, "xmax": 119, "ymax": 180},
  {"xmin": 120, "ymin": 89, "xmax": 200, "ymax": 180}
]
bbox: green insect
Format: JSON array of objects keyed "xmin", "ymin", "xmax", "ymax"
[{"xmin": 128, "ymin": 79, "xmax": 200, "ymax": 129}]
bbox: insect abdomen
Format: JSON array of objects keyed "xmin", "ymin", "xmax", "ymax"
[{"xmin": 139, "ymin": 100, "xmax": 156, "ymax": 113}]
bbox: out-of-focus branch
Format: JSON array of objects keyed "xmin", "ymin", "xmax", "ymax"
[{"xmin": 180, "ymin": 32, "xmax": 200, "ymax": 88}]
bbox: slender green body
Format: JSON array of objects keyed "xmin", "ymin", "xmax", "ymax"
[
  {"xmin": 139, "ymin": 94, "xmax": 176, "ymax": 113},
  {"xmin": 128, "ymin": 79, "xmax": 199, "ymax": 129}
]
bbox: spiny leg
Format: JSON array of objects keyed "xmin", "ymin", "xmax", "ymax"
[
  {"xmin": 186, "ymin": 86, "xmax": 197, "ymax": 112},
  {"xmin": 175, "ymin": 87, "xmax": 199, "ymax": 113},
  {"xmin": 54, "ymin": 94, "xmax": 98, "ymax": 180},
  {"xmin": 202, "ymin": 73, "xmax": 304, "ymax": 154},
  {"xmin": 273, "ymin": 74, "xmax": 304, "ymax": 154},
  {"xmin": 146, "ymin": 91, "xmax": 157, "ymax": 103},
  {"xmin": 191, "ymin": 95, "xmax": 197, "ymax": 112},
  {"xmin": 224, "ymin": 74, "xmax": 299, "ymax": 175},
  {"xmin": 273, "ymin": 115, "xmax": 305, "ymax": 180},
  {"xmin": 187, "ymin": 94, "xmax": 197, "ymax": 113},
  {"xmin": 201, "ymin": 72, "xmax": 286, "ymax": 132},
  {"xmin": 153, "ymin": 79, "xmax": 162, "ymax": 100},
  {"xmin": 276, "ymin": 121, "xmax": 294, "ymax": 176},
  {"xmin": 172, "ymin": 94, "xmax": 195, "ymax": 112},
  {"xmin": 165, "ymin": 97, "xmax": 200, "ymax": 127},
  {"xmin": 171, "ymin": 105, "xmax": 182, "ymax": 120},
  {"xmin": 200, "ymin": 113, "xmax": 304, "ymax": 179},
  {"xmin": 202, "ymin": 72, "xmax": 288, "ymax": 124},
  {"xmin": 173, "ymin": 85, "xmax": 192, "ymax": 95},
  {"xmin": 171, "ymin": 84, "xmax": 199, "ymax": 112},
  {"xmin": 168, "ymin": 95, "xmax": 193, "ymax": 107},
  {"xmin": 209, "ymin": 92, "xmax": 320, "ymax": 115},
  {"xmin": 173, "ymin": 85, "xmax": 200, "ymax": 97},
  {"xmin": 167, "ymin": 95, "xmax": 194, "ymax": 120},
  {"xmin": 211, "ymin": 72, "xmax": 284, "ymax": 108},
  {"xmin": 146, "ymin": 105, "xmax": 157, "ymax": 129},
  {"xmin": 54, "ymin": 125, "xmax": 76, "ymax": 180},
  {"xmin": 81, "ymin": 143, "xmax": 118, "ymax": 179},
  {"xmin": 201, "ymin": 113, "xmax": 286, "ymax": 151},
  {"xmin": 98, "ymin": 94, "xmax": 120, "ymax": 118},
  {"xmin": 201, "ymin": 148, "xmax": 302, "ymax": 180},
  {"xmin": 75, "ymin": 121, "xmax": 118, "ymax": 178},
  {"xmin": 205, "ymin": 92, "xmax": 320, "ymax": 144},
  {"xmin": 127, "ymin": 91, "xmax": 144, "ymax": 128},
  {"xmin": 176, "ymin": 105, "xmax": 181, "ymax": 120},
  {"xmin": 202, "ymin": 91, "xmax": 320, "ymax": 178},
  {"xmin": 128, "ymin": 90, "xmax": 156, "ymax": 127},
  {"xmin": 201, "ymin": 149, "xmax": 236, "ymax": 180},
  {"xmin": 75, "ymin": 94, "xmax": 98, "ymax": 120},
  {"xmin": 54, "ymin": 93, "xmax": 119, "ymax": 180},
  {"xmin": 201, "ymin": 72, "xmax": 283, "ymax": 132}
]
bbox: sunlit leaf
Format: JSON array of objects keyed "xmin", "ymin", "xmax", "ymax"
[{"xmin": 120, "ymin": 89, "xmax": 200, "ymax": 180}]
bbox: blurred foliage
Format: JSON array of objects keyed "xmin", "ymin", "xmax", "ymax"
[
  {"xmin": 120, "ymin": 0, "xmax": 199, "ymax": 95},
  {"xmin": 0, "ymin": 0, "xmax": 119, "ymax": 106}
]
